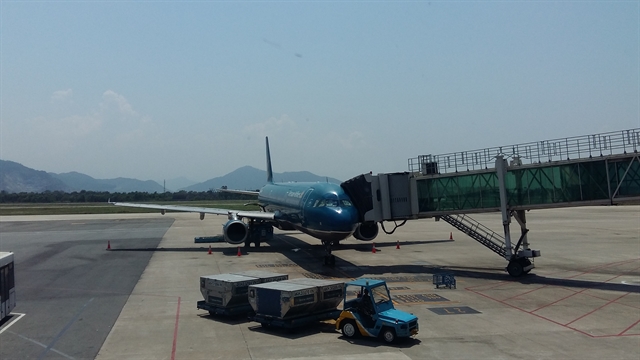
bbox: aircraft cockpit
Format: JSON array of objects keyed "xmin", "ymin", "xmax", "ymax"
[{"xmin": 313, "ymin": 193, "xmax": 353, "ymax": 208}]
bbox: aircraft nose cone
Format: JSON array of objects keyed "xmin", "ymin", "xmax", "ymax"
[{"xmin": 330, "ymin": 206, "xmax": 359, "ymax": 232}]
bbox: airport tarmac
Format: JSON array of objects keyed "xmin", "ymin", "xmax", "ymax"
[{"xmin": 1, "ymin": 206, "xmax": 639, "ymax": 359}]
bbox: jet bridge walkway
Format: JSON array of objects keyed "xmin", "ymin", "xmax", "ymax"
[{"xmin": 341, "ymin": 128, "xmax": 640, "ymax": 276}]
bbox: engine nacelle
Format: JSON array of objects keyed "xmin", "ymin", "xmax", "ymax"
[
  {"xmin": 223, "ymin": 219, "xmax": 248, "ymax": 245},
  {"xmin": 353, "ymin": 221, "xmax": 379, "ymax": 241}
]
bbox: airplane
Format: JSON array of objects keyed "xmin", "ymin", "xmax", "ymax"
[{"xmin": 110, "ymin": 137, "xmax": 381, "ymax": 265}]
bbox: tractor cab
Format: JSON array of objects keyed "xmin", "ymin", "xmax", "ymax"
[{"xmin": 336, "ymin": 279, "xmax": 418, "ymax": 343}]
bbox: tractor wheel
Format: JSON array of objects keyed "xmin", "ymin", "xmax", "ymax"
[
  {"xmin": 381, "ymin": 328, "xmax": 396, "ymax": 343},
  {"xmin": 341, "ymin": 320, "xmax": 357, "ymax": 338}
]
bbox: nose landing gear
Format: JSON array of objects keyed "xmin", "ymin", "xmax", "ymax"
[{"xmin": 323, "ymin": 241, "xmax": 336, "ymax": 267}]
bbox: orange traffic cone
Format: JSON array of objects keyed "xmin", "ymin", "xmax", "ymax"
[
  {"xmin": 449, "ymin": 232, "xmax": 453, "ymax": 240},
  {"xmin": 106, "ymin": 240, "xmax": 111, "ymax": 250},
  {"xmin": 237, "ymin": 247, "xmax": 242, "ymax": 257},
  {"xmin": 396, "ymin": 240, "xmax": 400, "ymax": 249},
  {"xmin": 208, "ymin": 245, "xmax": 212, "ymax": 255},
  {"xmin": 372, "ymin": 242, "xmax": 377, "ymax": 254}
]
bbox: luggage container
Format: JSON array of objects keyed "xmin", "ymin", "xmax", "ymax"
[
  {"xmin": 287, "ymin": 278, "xmax": 344, "ymax": 313},
  {"xmin": 248, "ymin": 279, "xmax": 344, "ymax": 328},
  {"xmin": 231, "ymin": 270, "xmax": 288, "ymax": 283},
  {"xmin": 198, "ymin": 271, "xmax": 288, "ymax": 316}
]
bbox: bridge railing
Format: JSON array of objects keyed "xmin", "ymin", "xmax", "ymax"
[{"xmin": 409, "ymin": 128, "xmax": 640, "ymax": 175}]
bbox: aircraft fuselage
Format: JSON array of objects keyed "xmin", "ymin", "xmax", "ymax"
[{"xmin": 258, "ymin": 182, "xmax": 359, "ymax": 243}]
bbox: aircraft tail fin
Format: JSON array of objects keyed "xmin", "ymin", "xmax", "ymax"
[{"xmin": 266, "ymin": 137, "xmax": 273, "ymax": 183}]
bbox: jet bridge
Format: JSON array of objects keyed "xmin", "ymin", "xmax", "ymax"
[{"xmin": 341, "ymin": 128, "xmax": 640, "ymax": 277}]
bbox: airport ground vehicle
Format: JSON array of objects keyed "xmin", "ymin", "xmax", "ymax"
[
  {"xmin": 0, "ymin": 252, "xmax": 16, "ymax": 321},
  {"xmin": 248, "ymin": 278, "xmax": 344, "ymax": 329},
  {"xmin": 335, "ymin": 279, "xmax": 418, "ymax": 343},
  {"xmin": 197, "ymin": 271, "xmax": 288, "ymax": 316}
]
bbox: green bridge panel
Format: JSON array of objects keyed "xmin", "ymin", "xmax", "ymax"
[{"xmin": 416, "ymin": 155, "xmax": 640, "ymax": 213}]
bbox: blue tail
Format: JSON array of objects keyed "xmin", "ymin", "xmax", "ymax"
[{"xmin": 266, "ymin": 137, "xmax": 273, "ymax": 183}]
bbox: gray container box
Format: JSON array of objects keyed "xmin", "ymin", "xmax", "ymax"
[
  {"xmin": 231, "ymin": 270, "xmax": 288, "ymax": 282},
  {"xmin": 287, "ymin": 278, "xmax": 344, "ymax": 313},
  {"xmin": 200, "ymin": 271, "xmax": 288, "ymax": 308},
  {"xmin": 248, "ymin": 278, "xmax": 344, "ymax": 319}
]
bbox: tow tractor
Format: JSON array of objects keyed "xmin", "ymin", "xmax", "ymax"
[{"xmin": 335, "ymin": 279, "xmax": 418, "ymax": 343}]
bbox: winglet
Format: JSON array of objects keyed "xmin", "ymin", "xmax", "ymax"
[{"xmin": 266, "ymin": 137, "xmax": 273, "ymax": 183}]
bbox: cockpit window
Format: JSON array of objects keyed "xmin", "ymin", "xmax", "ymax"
[
  {"xmin": 311, "ymin": 193, "xmax": 352, "ymax": 208},
  {"xmin": 316, "ymin": 199, "xmax": 338, "ymax": 207},
  {"xmin": 325, "ymin": 199, "xmax": 338, "ymax": 207},
  {"xmin": 314, "ymin": 193, "xmax": 340, "ymax": 207}
]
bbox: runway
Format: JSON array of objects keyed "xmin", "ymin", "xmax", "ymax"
[{"xmin": 0, "ymin": 207, "xmax": 638, "ymax": 359}]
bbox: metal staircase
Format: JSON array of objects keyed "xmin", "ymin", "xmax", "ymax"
[{"xmin": 440, "ymin": 214, "xmax": 509, "ymax": 259}]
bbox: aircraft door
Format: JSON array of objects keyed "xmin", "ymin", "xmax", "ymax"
[{"xmin": 300, "ymin": 189, "xmax": 315, "ymax": 223}]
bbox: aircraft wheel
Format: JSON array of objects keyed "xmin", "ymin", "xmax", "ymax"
[
  {"xmin": 381, "ymin": 327, "xmax": 396, "ymax": 343},
  {"xmin": 341, "ymin": 320, "xmax": 357, "ymax": 338}
]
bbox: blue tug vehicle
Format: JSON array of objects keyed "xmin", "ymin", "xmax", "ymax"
[{"xmin": 335, "ymin": 279, "xmax": 419, "ymax": 343}]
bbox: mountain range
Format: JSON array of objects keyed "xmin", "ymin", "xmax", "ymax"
[{"xmin": 0, "ymin": 160, "xmax": 342, "ymax": 193}]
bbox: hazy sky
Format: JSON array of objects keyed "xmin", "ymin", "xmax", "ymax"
[{"xmin": 1, "ymin": 1, "xmax": 638, "ymax": 183}]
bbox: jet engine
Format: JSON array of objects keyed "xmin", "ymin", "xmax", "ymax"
[
  {"xmin": 223, "ymin": 219, "xmax": 248, "ymax": 245},
  {"xmin": 353, "ymin": 221, "xmax": 379, "ymax": 241}
]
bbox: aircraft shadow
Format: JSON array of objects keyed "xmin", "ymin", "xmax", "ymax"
[
  {"xmin": 108, "ymin": 237, "xmax": 638, "ymax": 293},
  {"xmin": 265, "ymin": 235, "xmax": 461, "ymax": 275},
  {"xmin": 336, "ymin": 264, "xmax": 640, "ymax": 294},
  {"xmin": 337, "ymin": 239, "xmax": 454, "ymax": 252},
  {"xmin": 109, "ymin": 247, "xmax": 218, "ymax": 253},
  {"xmin": 516, "ymin": 273, "xmax": 640, "ymax": 293}
]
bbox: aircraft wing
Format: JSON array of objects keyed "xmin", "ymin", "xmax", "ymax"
[
  {"xmin": 218, "ymin": 188, "xmax": 260, "ymax": 196},
  {"xmin": 110, "ymin": 202, "xmax": 275, "ymax": 220}
]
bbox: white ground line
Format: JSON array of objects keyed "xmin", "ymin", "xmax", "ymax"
[{"xmin": 0, "ymin": 312, "xmax": 26, "ymax": 335}]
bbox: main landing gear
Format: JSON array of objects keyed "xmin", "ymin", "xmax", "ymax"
[
  {"xmin": 323, "ymin": 241, "xmax": 336, "ymax": 267},
  {"xmin": 244, "ymin": 220, "xmax": 274, "ymax": 248}
]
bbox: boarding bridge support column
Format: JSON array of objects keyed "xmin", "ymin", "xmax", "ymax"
[
  {"xmin": 496, "ymin": 156, "xmax": 513, "ymax": 258},
  {"xmin": 496, "ymin": 156, "xmax": 539, "ymax": 277}
]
